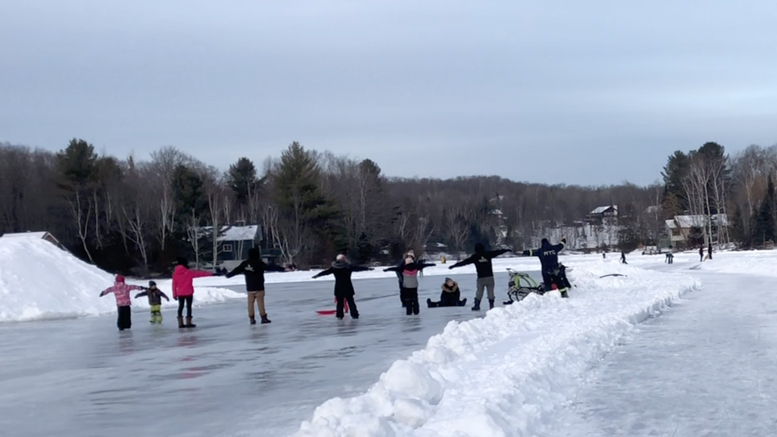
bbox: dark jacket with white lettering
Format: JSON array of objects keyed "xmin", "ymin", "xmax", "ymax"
[{"xmin": 523, "ymin": 239, "xmax": 566, "ymax": 273}]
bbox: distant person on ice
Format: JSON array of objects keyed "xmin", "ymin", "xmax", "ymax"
[
  {"xmin": 620, "ymin": 251, "xmax": 627, "ymax": 264},
  {"xmin": 384, "ymin": 256, "xmax": 436, "ymax": 315},
  {"xmin": 134, "ymin": 281, "xmax": 169, "ymax": 324},
  {"xmin": 448, "ymin": 243, "xmax": 510, "ymax": 311},
  {"xmin": 521, "ymin": 238, "xmax": 571, "ymax": 298},
  {"xmin": 699, "ymin": 246, "xmax": 704, "ymax": 262},
  {"xmin": 99, "ymin": 275, "xmax": 145, "ymax": 331},
  {"xmin": 427, "ymin": 278, "xmax": 467, "ymax": 308},
  {"xmin": 172, "ymin": 258, "xmax": 212, "ymax": 329},
  {"xmin": 226, "ymin": 248, "xmax": 286, "ymax": 325},
  {"xmin": 312, "ymin": 254, "xmax": 372, "ymax": 320}
]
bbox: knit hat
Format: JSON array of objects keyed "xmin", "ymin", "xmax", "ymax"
[
  {"xmin": 149, "ymin": 280, "xmax": 157, "ymax": 287},
  {"xmin": 115, "ymin": 275, "xmax": 125, "ymax": 283},
  {"xmin": 406, "ymin": 250, "xmax": 415, "ymax": 258},
  {"xmin": 336, "ymin": 254, "xmax": 347, "ymax": 262}
]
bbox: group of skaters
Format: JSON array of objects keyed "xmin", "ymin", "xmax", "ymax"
[{"xmin": 99, "ymin": 238, "xmax": 572, "ymax": 329}]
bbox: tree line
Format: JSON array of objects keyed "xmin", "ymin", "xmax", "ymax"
[{"xmin": 1, "ymin": 139, "xmax": 776, "ymax": 275}]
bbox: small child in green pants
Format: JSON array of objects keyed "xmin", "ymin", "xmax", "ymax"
[{"xmin": 135, "ymin": 281, "xmax": 170, "ymax": 324}]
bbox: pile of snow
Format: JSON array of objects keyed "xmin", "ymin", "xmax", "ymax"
[
  {"xmin": 0, "ymin": 237, "xmax": 240, "ymax": 323},
  {"xmin": 294, "ymin": 262, "xmax": 699, "ymax": 436}
]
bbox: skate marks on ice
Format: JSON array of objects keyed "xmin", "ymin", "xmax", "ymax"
[{"xmin": 547, "ymin": 270, "xmax": 777, "ymax": 437}]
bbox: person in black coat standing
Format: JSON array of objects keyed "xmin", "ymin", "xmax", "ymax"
[
  {"xmin": 226, "ymin": 248, "xmax": 286, "ymax": 325},
  {"xmin": 312, "ymin": 254, "xmax": 373, "ymax": 319},
  {"xmin": 448, "ymin": 243, "xmax": 511, "ymax": 311},
  {"xmin": 522, "ymin": 238, "xmax": 570, "ymax": 298}
]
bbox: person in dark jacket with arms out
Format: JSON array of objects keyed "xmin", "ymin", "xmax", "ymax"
[
  {"xmin": 135, "ymin": 280, "xmax": 170, "ymax": 324},
  {"xmin": 522, "ymin": 238, "xmax": 570, "ymax": 298},
  {"xmin": 384, "ymin": 256, "xmax": 436, "ymax": 315},
  {"xmin": 312, "ymin": 254, "xmax": 373, "ymax": 320},
  {"xmin": 448, "ymin": 243, "xmax": 511, "ymax": 311},
  {"xmin": 226, "ymin": 248, "xmax": 286, "ymax": 325}
]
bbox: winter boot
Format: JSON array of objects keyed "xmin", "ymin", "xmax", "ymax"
[
  {"xmin": 177, "ymin": 316, "xmax": 185, "ymax": 329},
  {"xmin": 260, "ymin": 315, "xmax": 271, "ymax": 324},
  {"xmin": 471, "ymin": 298, "xmax": 481, "ymax": 311},
  {"xmin": 185, "ymin": 317, "xmax": 196, "ymax": 328},
  {"xmin": 249, "ymin": 316, "xmax": 257, "ymax": 325},
  {"xmin": 488, "ymin": 299, "xmax": 495, "ymax": 309},
  {"xmin": 561, "ymin": 290, "xmax": 569, "ymax": 298},
  {"xmin": 460, "ymin": 298, "xmax": 467, "ymax": 306},
  {"xmin": 427, "ymin": 298, "xmax": 437, "ymax": 308}
]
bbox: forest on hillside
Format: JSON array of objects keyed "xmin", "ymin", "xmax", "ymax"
[{"xmin": 1, "ymin": 139, "xmax": 776, "ymax": 275}]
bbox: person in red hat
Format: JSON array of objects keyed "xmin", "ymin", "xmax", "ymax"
[{"xmin": 99, "ymin": 275, "xmax": 145, "ymax": 331}]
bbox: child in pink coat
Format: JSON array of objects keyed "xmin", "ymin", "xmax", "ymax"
[{"xmin": 99, "ymin": 275, "xmax": 144, "ymax": 331}]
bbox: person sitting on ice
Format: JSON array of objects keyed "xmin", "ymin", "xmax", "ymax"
[
  {"xmin": 384, "ymin": 256, "xmax": 436, "ymax": 315},
  {"xmin": 172, "ymin": 258, "xmax": 212, "ymax": 329},
  {"xmin": 520, "ymin": 238, "xmax": 571, "ymax": 298},
  {"xmin": 448, "ymin": 242, "xmax": 511, "ymax": 311},
  {"xmin": 427, "ymin": 277, "xmax": 467, "ymax": 308},
  {"xmin": 99, "ymin": 275, "xmax": 145, "ymax": 331},
  {"xmin": 312, "ymin": 254, "xmax": 373, "ymax": 320},
  {"xmin": 134, "ymin": 281, "xmax": 169, "ymax": 324}
]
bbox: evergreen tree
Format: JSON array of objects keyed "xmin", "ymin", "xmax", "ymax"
[
  {"xmin": 753, "ymin": 175, "xmax": 776, "ymax": 245},
  {"xmin": 227, "ymin": 157, "xmax": 259, "ymax": 206}
]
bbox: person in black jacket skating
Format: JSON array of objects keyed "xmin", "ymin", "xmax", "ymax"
[
  {"xmin": 384, "ymin": 256, "xmax": 436, "ymax": 315},
  {"xmin": 522, "ymin": 238, "xmax": 570, "ymax": 298},
  {"xmin": 448, "ymin": 243, "xmax": 510, "ymax": 310},
  {"xmin": 226, "ymin": 248, "xmax": 286, "ymax": 324},
  {"xmin": 312, "ymin": 254, "xmax": 373, "ymax": 319}
]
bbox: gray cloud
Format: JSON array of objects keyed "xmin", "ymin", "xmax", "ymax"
[{"xmin": 2, "ymin": 0, "xmax": 775, "ymax": 186}]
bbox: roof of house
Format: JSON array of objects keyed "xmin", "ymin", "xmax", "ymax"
[
  {"xmin": 590, "ymin": 205, "xmax": 618, "ymax": 215},
  {"xmin": 671, "ymin": 214, "xmax": 729, "ymax": 228},
  {"xmin": 665, "ymin": 219, "xmax": 677, "ymax": 229},
  {"xmin": 1, "ymin": 231, "xmax": 50, "ymax": 240},
  {"xmin": 200, "ymin": 225, "xmax": 260, "ymax": 242}
]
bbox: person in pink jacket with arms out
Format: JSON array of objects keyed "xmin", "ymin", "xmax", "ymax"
[
  {"xmin": 99, "ymin": 275, "xmax": 145, "ymax": 331},
  {"xmin": 172, "ymin": 258, "xmax": 212, "ymax": 328}
]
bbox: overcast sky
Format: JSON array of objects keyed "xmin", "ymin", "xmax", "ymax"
[{"xmin": 1, "ymin": 1, "xmax": 776, "ymax": 186}]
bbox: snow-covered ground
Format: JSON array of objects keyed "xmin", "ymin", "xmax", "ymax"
[{"xmin": 2, "ymin": 240, "xmax": 777, "ymax": 436}]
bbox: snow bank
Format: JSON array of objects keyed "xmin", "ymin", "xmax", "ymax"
[
  {"xmin": 294, "ymin": 262, "xmax": 699, "ymax": 437},
  {"xmin": 0, "ymin": 237, "xmax": 240, "ymax": 323}
]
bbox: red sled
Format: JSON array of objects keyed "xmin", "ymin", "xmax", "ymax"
[{"xmin": 316, "ymin": 298, "xmax": 348, "ymax": 315}]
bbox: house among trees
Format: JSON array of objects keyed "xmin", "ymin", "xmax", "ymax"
[
  {"xmin": 588, "ymin": 205, "xmax": 619, "ymax": 225},
  {"xmin": 665, "ymin": 214, "xmax": 728, "ymax": 249}
]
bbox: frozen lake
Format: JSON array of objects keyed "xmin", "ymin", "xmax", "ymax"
[{"xmin": 0, "ymin": 271, "xmax": 521, "ymax": 437}]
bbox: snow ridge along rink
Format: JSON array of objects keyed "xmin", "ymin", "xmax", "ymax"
[{"xmin": 294, "ymin": 261, "xmax": 700, "ymax": 437}]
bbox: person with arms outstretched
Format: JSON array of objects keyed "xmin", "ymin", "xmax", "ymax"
[
  {"xmin": 226, "ymin": 248, "xmax": 286, "ymax": 325},
  {"xmin": 100, "ymin": 275, "xmax": 144, "ymax": 331},
  {"xmin": 522, "ymin": 238, "xmax": 570, "ymax": 298},
  {"xmin": 384, "ymin": 256, "xmax": 435, "ymax": 315},
  {"xmin": 134, "ymin": 280, "xmax": 169, "ymax": 324},
  {"xmin": 172, "ymin": 258, "xmax": 212, "ymax": 328},
  {"xmin": 312, "ymin": 254, "xmax": 372, "ymax": 320},
  {"xmin": 448, "ymin": 243, "xmax": 510, "ymax": 310}
]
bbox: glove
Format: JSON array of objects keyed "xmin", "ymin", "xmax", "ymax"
[
  {"xmin": 134, "ymin": 293, "xmax": 141, "ymax": 298},
  {"xmin": 561, "ymin": 238, "xmax": 567, "ymax": 244},
  {"xmin": 383, "ymin": 268, "xmax": 390, "ymax": 272},
  {"xmin": 448, "ymin": 265, "xmax": 454, "ymax": 270}
]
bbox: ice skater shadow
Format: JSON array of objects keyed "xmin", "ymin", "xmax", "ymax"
[{"xmin": 401, "ymin": 317, "xmax": 422, "ymax": 333}]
